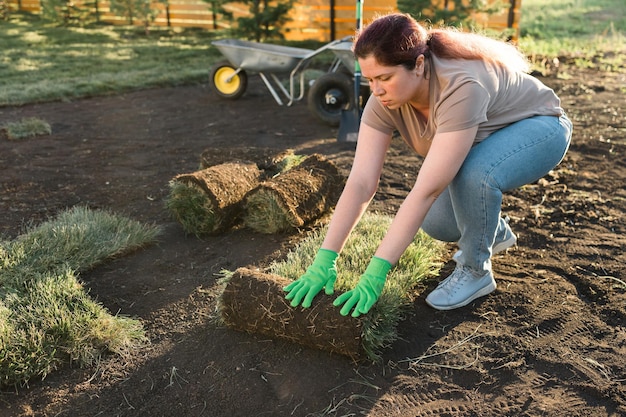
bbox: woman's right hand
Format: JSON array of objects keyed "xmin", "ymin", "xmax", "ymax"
[{"xmin": 283, "ymin": 249, "xmax": 338, "ymax": 308}]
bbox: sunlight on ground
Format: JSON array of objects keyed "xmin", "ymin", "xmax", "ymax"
[{"xmin": 22, "ymin": 31, "xmax": 47, "ymax": 43}]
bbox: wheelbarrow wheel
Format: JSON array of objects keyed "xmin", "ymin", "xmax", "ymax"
[
  {"xmin": 307, "ymin": 72, "xmax": 353, "ymax": 126},
  {"xmin": 210, "ymin": 60, "xmax": 248, "ymax": 99}
]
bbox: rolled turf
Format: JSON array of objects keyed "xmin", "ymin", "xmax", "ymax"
[
  {"xmin": 219, "ymin": 268, "xmax": 364, "ymax": 360},
  {"xmin": 167, "ymin": 162, "xmax": 261, "ymax": 236},
  {"xmin": 242, "ymin": 154, "xmax": 344, "ymax": 234},
  {"xmin": 217, "ymin": 213, "xmax": 445, "ymax": 361}
]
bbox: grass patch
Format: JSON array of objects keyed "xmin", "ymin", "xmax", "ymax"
[
  {"xmin": 270, "ymin": 212, "xmax": 445, "ymax": 361},
  {"xmin": 520, "ymin": 0, "xmax": 626, "ymax": 41},
  {"xmin": 0, "ymin": 14, "xmax": 222, "ymax": 106},
  {"xmin": 518, "ymin": 0, "xmax": 626, "ymax": 71},
  {"xmin": 1, "ymin": 117, "xmax": 51, "ymax": 140},
  {"xmin": 0, "ymin": 206, "xmax": 161, "ymax": 388}
]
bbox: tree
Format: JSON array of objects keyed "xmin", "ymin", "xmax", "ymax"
[
  {"xmin": 235, "ymin": 0, "xmax": 294, "ymax": 42},
  {"xmin": 0, "ymin": 0, "xmax": 10, "ymax": 20},
  {"xmin": 109, "ymin": 0, "xmax": 159, "ymax": 33},
  {"xmin": 40, "ymin": 0, "xmax": 92, "ymax": 25},
  {"xmin": 202, "ymin": 0, "xmax": 233, "ymax": 30},
  {"xmin": 397, "ymin": 0, "xmax": 505, "ymax": 29}
]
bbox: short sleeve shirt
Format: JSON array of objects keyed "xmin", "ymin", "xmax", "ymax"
[{"xmin": 361, "ymin": 55, "xmax": 563, "ymax": 154}]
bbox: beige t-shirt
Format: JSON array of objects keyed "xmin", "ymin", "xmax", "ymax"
[{"xmin": 362, "ymin": 55, "xmax": 563, "ymax": 154}]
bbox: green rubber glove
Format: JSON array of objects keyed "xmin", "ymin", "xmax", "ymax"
[
  {"xmin": 283, "ymin": 248, "xmax": 339, "ymax": 308},
  {"xmin": 333, "ymin": 256, "xmax": 392, "ymax": 317}
]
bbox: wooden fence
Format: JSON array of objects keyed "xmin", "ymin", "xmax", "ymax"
[{"xmin": 6, "ymin": 0, "xmax": 521, "ymax": 42}]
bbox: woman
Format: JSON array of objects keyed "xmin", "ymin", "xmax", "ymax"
[{"xmin": 284, "ymin": 13, "xmax": 572, "ymax": 315}]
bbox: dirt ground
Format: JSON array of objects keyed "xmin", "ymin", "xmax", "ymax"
[{"xmin": 0, "ymin": 61, "xmax": 624, "ymax": 417}]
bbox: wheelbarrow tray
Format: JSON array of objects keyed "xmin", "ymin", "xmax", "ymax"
[
  {"xmin": 212, "ymin": 39, "xmax": 314, "ymax": 73},
  {"xmin": 328, "ymin": 40, "xmax": 357, "ymax": 74}
]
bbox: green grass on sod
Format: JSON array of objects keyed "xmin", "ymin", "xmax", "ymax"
[
  {"xmin": 0, "ymin": 206, "xmax": 160, "ymax": 388},
  {"xmin": 0, "ymin": 117, "xmax": 51, "ymax": 140}
]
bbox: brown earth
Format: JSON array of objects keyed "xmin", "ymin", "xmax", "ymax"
[{"xmin": 0, "ymin": 63, "xmax": 624, "ymax": 417}]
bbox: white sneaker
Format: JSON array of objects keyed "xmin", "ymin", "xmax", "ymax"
[
  {"xmin": 425, "ymin": 265, "xmax": 497, "ymax": 310},
  {"xmin": 492, "ymin": 230, "xmax": 517, "ymax": 254}
]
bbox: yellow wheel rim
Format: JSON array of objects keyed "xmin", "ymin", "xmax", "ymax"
[{"xmin": 214, "ymin": 67, "xmax": 241, "ymax": 95}]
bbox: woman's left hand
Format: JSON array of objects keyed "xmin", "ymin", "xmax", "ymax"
[{"xmin": 333, "ymin": 256, "xmax": 392, "ymax": 317}]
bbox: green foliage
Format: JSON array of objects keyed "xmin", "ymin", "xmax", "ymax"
[
  {"xmin": 40, "ymin": 0, "xmax": 91, "ymax": 25},
  {"xmin": 235, "ymin": 0, "xmax": 294, "ymax": 42},
  {"xmin": 109, "ymin": 0, "xmax": 159, "ymax": 29},
  {"xmin": 14, "ymin": 206, "xmax": 161, "ymax": 272},
  {"xmin": 202, "ymin": 0, "xmax": 233, "ymax": 30},
  {"xmin": 397, "ymin": 0, "xmax": 506, "ymax": 28},
  {"xmin": 0, "ymin": 206, "xmax": 160, "ymax": 388},
  {"xmin": 0, "ymin": 0, "xmax": 10, "ymax": 20}
]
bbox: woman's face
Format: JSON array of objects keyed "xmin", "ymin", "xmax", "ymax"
[{"xmin": 359, "ymin": 54, "xmax": 427, "ymax": 110}]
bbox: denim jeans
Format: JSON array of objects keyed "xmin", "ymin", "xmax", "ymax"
[{"xmin": 422, "ymin": 114, "xmax": 573, "ymax": 275}]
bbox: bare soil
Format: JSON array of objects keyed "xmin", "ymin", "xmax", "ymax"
[{"xmin": 0, "ymin": 64, "xmax": 624, "ymax": 417}]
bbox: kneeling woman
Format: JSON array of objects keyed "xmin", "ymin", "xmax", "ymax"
[{"xmin": 284, "ymin": 13, "xmax": 572, "ymax": 315}]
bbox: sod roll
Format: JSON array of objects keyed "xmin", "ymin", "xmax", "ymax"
[
  {"xmin": 219, "ymin": 267, "xmax": 365, "ymax": 360},
  {"xmin": 219, "ymin": 213, "xmax": 445, "ymax": 362},
  {"xmin": 167, "ymin": 162, "xmax": 261, "ymax": 235},
  {"xmin": 243, "ymin": 154, "xmax": 344, "ymax": 233}
]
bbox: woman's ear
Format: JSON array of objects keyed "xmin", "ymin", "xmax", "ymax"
[{"xmin": 415, "ymin": 55, "xmax": 425, "ymax": 76}]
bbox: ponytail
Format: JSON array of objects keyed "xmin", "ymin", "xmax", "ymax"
[{"xmin": 428, "ymin": 28, "xmax": 530, "ymax": 73}]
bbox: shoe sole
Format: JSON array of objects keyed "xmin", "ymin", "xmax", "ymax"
[{"xmin": 425, "ymin": 281, "xmax": 497, "ymax": 311}]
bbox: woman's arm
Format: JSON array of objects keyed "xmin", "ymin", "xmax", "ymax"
[
  {"xmin": 321, "ymin": 124, "xmax": 392, "ymax": 253},
  {"xmin": 374, "ymin": 126, "xmax": 478, "ymax": 264},
  {"xmin": 283, "ymin": 124, "xmax": 392, "ymax": 309}
]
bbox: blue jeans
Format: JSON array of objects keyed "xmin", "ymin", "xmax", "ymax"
[{"xmin": 422, "ymin": 114, "xmax": 573, "ymax": 275}]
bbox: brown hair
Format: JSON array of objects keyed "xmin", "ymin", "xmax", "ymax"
[{"xmin": 354, "ymin": 13, "xmax": 530, "ymax": 73}]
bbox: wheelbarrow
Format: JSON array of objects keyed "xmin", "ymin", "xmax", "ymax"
[{"xmin": 209, "ymin": 37, "xmax": 366, "ymax": 126}]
